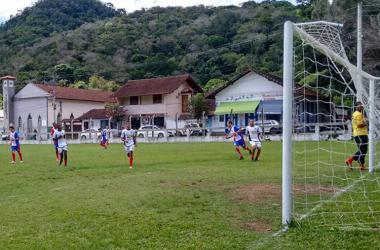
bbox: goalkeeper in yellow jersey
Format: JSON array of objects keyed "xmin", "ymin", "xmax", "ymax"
[{"xmin": 345, "ymin": 102, "xmax": 368, "ymax": 171}]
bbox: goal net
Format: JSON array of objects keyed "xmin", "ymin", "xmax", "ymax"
[{"xmin": 282, "ymin": 21, "xmax": 380, "ymax": 230}]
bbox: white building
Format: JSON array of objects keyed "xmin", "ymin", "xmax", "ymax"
[
  {"xmin": 1, "ymin": 76, "xmax": 114, "ymax": 139},
  {"xmin": 206, "ymin": 70, "xmax": 325, "ymax": 128}
]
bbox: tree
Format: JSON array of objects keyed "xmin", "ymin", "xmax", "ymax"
[
  {"xmin": 189, "ymin": 93, "xmax": 209, "ymax": 120},
  {"xmin": 105, "ymin": 102, "xmax": 125, "ymax": 126},
  {"xmin": 204, "ymin": 78, "xmax": 226, "ymax": 92},
  {"xmin": 54, "ymin": 64, "xmax": 74, "ymax": 83},
  {"xmin": 88, "ymin": 75, "xmax": 118, "ymax": 91}
]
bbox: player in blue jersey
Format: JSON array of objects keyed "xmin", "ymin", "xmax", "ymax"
[
  {"xmin": 225, "ymin": 120, "xmax": 251, "ymax": 160},
  {"xmin": 9, "ymin": 125, "xmax": 23, "ymax": 164},
  {"xmin": 100, "ymin": 126, "xmax": 109, "ymax": 149}
]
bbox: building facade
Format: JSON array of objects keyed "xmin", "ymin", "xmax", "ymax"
[
  {"xmin": 1, "ymin": 77, "xmax": 114, "ymax": 139},
  {"xmin": 207, "ymin": 70, "xmax": 328, "ymax": 128},
  {"xmin": 113, "ymin": 74, "xmax": 203, "ymax": 129}
]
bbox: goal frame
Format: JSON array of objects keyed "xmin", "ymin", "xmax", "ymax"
[{"xmin": 282, "ymin": 20, "xmax": 380, "ymax": 225}]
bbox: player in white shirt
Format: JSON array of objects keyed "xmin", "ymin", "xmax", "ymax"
[
  {"xmin": 121, "ymin": 123, "xmax": 137, "ymax": 169},
  {"xmin": 53, "ymin": 124, "xmax": 68, "ymax": 167},
  {"xmin": 246, "ymin": 119, "xmax": 263, "ymax": 161}
]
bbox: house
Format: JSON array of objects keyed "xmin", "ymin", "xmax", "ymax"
[
  {"xmin": 1, "ymin": 76, "xmax": 115, "ymax": 139},
  {"xmin": 113, "ymin": 74, "xmax": 203, "ymax": 129},
  {"xmin": 76, "ymin": 109, "xmax": 115, "ymax": 131},
  {"xmin": 206, "ymin": 70, "xmax": 329, "ymax": 128}
]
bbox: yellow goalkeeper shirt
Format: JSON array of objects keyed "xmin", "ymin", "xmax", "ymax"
[{"xmin": 352, "ymin": 111, "xmax": 368, "ymax": 137}]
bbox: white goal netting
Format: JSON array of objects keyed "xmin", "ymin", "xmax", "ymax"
[{"xmin": 289, "ymin": 21, "xmax": 380, "ymax": 230}]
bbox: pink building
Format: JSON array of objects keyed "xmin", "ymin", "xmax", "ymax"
[{"xmin": 113, "ymin": 75, "xmax": 203, "ymax": 129}]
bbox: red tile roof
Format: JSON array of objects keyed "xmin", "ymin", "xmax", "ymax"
[
  {"xmin": 76, "ymin": 109, "xmax": 111, "ymax": 120},
  {"xmin": 113, "ymin": 74, "xmax": 203, "ymax": 98},
  {"xmin": 34, "ymin": 84, "xmax": 115, "ymax": 103},
  {"xmin": 0, "ymin": 75, "xmax": 16, "ymax": 80}
]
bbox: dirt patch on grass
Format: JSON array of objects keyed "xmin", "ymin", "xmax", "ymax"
[
  {"xmin": 244, "ymin": 221, "xmax": 272, "ymax": 233},
  {"xmin": 233, "ymin": 183, "xmax": 340, "ymax": 203}
]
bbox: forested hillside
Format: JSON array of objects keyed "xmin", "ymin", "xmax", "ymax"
[{"xmin": 0, "ymin": 0, "xmax": 378, "ymax": 91}]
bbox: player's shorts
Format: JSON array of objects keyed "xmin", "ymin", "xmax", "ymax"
[
  {"xmin": 250, "ymin": 140, "xmax": 262, "ymax": 148},
  {"xmin": 58, "ymin": 145, "xmax": 68, "ymax": 153},
  {"xmin": 234, "ymin": 139, "xmax": 246, "ymax": 148},
  {"xmin": 11, "ymin": 145, "xmax": 20, "ymax": 151},
  {"xmin": 124, "ymin": 144, "xmax": 135, "ymax": 153}
]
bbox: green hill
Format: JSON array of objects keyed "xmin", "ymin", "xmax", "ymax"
[{"xmin": 0, "ymin": 0, "xmax": 378, "ymax": 90}]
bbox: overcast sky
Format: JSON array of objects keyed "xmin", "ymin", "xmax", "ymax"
[{"xmin": 0, "ymin": 0, "xmax": 296, "ymax": 22}]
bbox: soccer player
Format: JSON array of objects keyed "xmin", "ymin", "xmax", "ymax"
[
  {"xmin": 9, "ymin": 125, "xmax": 23, "ymax": 164},
  {"xmin": 345, "ymin": 101, "xmax": 368, "ymax": 171},
  {"xmin": 50, "ymin": 123, "xmax": 59, "ymax": 161},
  {"xmin": 53, "ymin": 124, "xmax": 68, "ymax": 167},
  {"xmin": 225, "ymin": 120, "xmax": 251, "ymax": 160},
  {"xmin": 100, "ymin": 126, "xmax": 108, "ymax": 149},
  {"xmin": 121, "ymin": 124, "xmax": 136, "ymax": 169},
  {"xmin": 246, "ymin": 119, "xmax": 263, "ymax": 161}
]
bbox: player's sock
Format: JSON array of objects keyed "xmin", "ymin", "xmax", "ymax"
[
  {"xmin": 17, "ymin": 151, "xmax": 23, "ymax": 161},
  {"xmin": 56, "ymin": 150, "xmax": 60, "ymax": 161},
  {"xmin": 64, "ymin": 159, "xmax": 67, "ymax": 166},
  {"xmin": 235, "ymin": 148, "xmax": 243, "ymax": 157},
  {"xmin": 129, "ymin": 156, "xmax": 133, "ymax": 167},
  {"xmin": 12, "ymin": 152, "xmax": 15, "ymax": 162}
]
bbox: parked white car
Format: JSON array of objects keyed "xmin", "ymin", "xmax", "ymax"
[
  {"xmin": 137, "ymin": 125, "xmax": 173, "ymax": 138},
  {"xmin": 80, "ymin": 129, "xmax": 102, "ymax": 140},
  {"xmin": 256, "ymin": 120, "xmax": 281, "ymax": 134}
]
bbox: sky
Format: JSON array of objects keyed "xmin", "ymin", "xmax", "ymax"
[{"xmin": 0, "ymin": 0, "xmax": 296, "ymax": 22}]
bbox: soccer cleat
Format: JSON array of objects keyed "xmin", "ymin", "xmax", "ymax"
[
  {"xmin": 10, "ymin": 161, "xmax": 15, "ymax": 164},
  {"xmin": 254, "ymin": 158, "xmax": 259, "ymax": 161},
  {"xmin": 345, "ymin": 157, "xmax": 353, "ymax": 170},
  {"xmin": 129, "ymin": 166, "xmax": 133, "ymax": 169},
  {"xmin": 359, "ymin": 164, "xmax": 367, "ymax": 171},
  {"xmin": 20, "ymin": 161, "xmax": 23, "ymax": 164},
  {"xmin": 239, "ymin": 156, "xmax": 244, "ymax": 160}
]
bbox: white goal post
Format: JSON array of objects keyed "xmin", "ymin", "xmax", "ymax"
[{"xmin": 282, "ymin": 20, "xmax": 380, "ymax": 226}]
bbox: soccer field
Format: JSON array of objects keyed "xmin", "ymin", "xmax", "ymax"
[{"xmin": 0, "ymin": 142, "xmax": 379, "ymax": 249}]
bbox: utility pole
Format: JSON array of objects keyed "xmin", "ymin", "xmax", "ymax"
[
  {"xmin": 356, "ymin": 1, "xmax": 363, "ymax": 102},
  {"xmin": 357, "ymin": 1, "xmax": 363, "ymax": 72}
]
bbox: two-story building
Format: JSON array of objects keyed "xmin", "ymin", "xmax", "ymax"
[{"xmin": 113, "ymin": 74, "xmax": 203, "ymax": 129}]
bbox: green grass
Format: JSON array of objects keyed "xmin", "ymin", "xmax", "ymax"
[{"xmin": 0, "ymin": 142, "xmax": 379, "ymax": 249}]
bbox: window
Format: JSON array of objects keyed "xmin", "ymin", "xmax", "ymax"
[
  {"xmin": 153, "ymin": 94, "xmax": 163, "ymax": 104},
  {"xmin": 27, "ymin": 114, "xmax": 33, "ymax": 134},
  {"xmin": 130, "ymin": 96, "xmax": 139, "ymax": 105},
  {"xmin": 182, "ymin": 95, "xmax": 189, "ymax": 113},
  {"xmin": 219, "ymin": 115, "xmax": 224, "ymax": 122},
  {"xmin": 154, "ymin": 117, "xmax": 165, "ymax": 127},
  {"xmin": 38, "ymin": 116, "xmax": 42, "ymax": 132},
  {"xmin": 18, "ymin": 116, "xmax": 22, "ymax": 131}
]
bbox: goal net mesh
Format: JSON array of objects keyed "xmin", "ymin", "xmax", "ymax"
[{"xmin": 291, "ymin": 21, "xmax": 380, "ymax": 230}]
